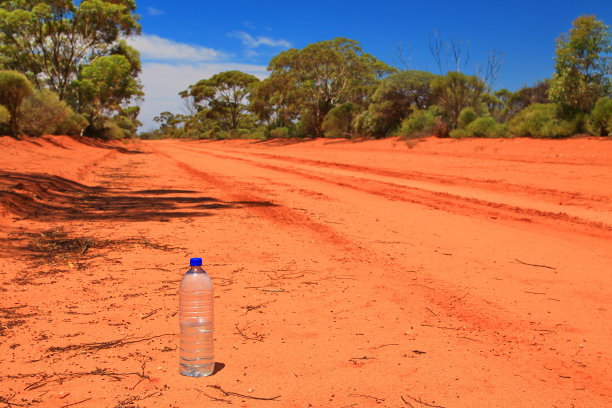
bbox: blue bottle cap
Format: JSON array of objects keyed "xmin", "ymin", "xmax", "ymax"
[{"xmin": 190, "ymin": 258, "xmax": 202, "ymax": 266}]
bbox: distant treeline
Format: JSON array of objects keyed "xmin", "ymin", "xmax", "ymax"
[{"xmin": 0, "ymin": 2, "xmax": 610, "ymax": 141}]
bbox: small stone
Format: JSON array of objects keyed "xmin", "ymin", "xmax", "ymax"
[
  {"xmin": 248, "ymin": 388, "xmax": 254, "ymax": 393},
  {"xmin": 157, "ymin": 366, "xmax": 163, "ymax": 370}
]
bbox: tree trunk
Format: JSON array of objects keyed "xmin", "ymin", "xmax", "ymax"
[{"xmin": 8, "ymin": 106, "xmax": 19, "ymax": 137}]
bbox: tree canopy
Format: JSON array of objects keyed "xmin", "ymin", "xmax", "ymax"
[
  {"xmin": 266, "ymin": 38, "xmax": 396, "ymax": 137},
  {"xmin": 0, "ymin": 70, "xmax": 34, "ymax": 136},
  {"xmin": 0, "ymin": 0, "xmax": 141, "ymax": 100},
  {"xmin": 183, "ymin": 70, "xmax": 260, "ymax": 131},
  {"xmin": 549, "ymin": 15, "xmax": 611, "ymax": 113}
]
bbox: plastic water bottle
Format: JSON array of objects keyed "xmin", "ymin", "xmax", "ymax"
[{"xmin": 179, "ymin": 257, "xmax": 214, "ymax": 377}]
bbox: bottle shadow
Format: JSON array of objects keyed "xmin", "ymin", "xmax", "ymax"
[{"xmin": 212, "ymin": 362, "xmax": 225, "ymax": 375}]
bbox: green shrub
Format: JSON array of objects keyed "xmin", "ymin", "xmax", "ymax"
[
  {"xmin": 449, "ymin": 128, "xmax": 473, "ymax": 139},
  {"xmin": 269, "ymin": 127, "xmax": 291, "ymax": 139},
  {"xmin": 57, "ymin": 113, "xmax": 89, "ymax": 136},
  {"xmin": 509, "ymin": 103, "xmax": 575, "ymax": 138},
  {"xmin": 0, "ymin": 105, "xmax": 9, "ymax": 135},
  {"xmin": 322, "ymin": 102, "xmax": 359, "ymax": 138},
  {"xmin": 0, "ymin": 70, "xmax": 34, "ymax": 136},
  {"xmin": 588, "ymin": 97, "xmax": 612, "ymax": 136},
  {"xmin": 20, "ymin": 89, "xmax": 76, "ymax": 137},
  {"xmin": 433, "ymin": 116, "xmax": 450, "ymax": 138},
  {"xmin": 101, "ymin": 121, "xmax": 125, "ymax": 140},
  {"xmin": 233, "ymin": 128, "xmax": 251, "ymax": 139},
  {"xmin": 458, "ymin": 107, "xmax": 478, "ymax": 129},
  {"xmin": 0, "ymin": 104, "xmax": 9, "ymax": 125},
  {"xmin": 466, "ymin": 116, "xmax": 509, "ymax": 138},
  {"xmin": 397, "ymin": 107, "xmax": 442, "ymax": 138}
]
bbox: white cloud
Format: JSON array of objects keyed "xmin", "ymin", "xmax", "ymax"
[
  {"xmin": 230, "ymin": 31, "xmax": 290, "ymax": 48},
  {"xmin": 126, "ymin": 33, "xmax": 273, "ymax": 131},
  {"xmin": 138, "ymin": 62, "xmax": 268, "ymax": 131},
  {"xmin": 126, "ymin": 34, "xmax": 226, "ymax": 62},
  {"xmin": 147, "ymin": 7, "xmax": 164, "ymax": 16}
]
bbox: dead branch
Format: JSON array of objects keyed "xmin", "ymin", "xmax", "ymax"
[
  {"xmin": 372, "ymin": 343, "xmax": 399, "ymax": 349},
  {"xmin": 515, "ymin": 259, "xmax": 556, "ymax": 270},
  {"xmin": 425, "ymin": 307, "xmax": 437, "ymax": 317},
  {"xmin": 241, "ymin": 301, "xmax": 275, "ymax": 315},
  {"xmin": 32, "ymin": 334, "xmax": 174, "ymax": 361},
  {"xmin": 402, "ymin": 393, "xmax": 446, "ymax": 408},
  {"xmin": 349, "ymin": 393, "xmax": 385, "ymax": 403},
  {"xmin": 0, "ymin": 393, "xmax": 27, "ymax": 407},
  {"xmin": 206, "ymin": 385, "xmax": 280, "ymax": 401},
  {"xmin": 60, "ymin": 398, "xmax": 92, "ymax": 408},
  {"xmin": 234, "ymin": 323, "xmax": 265, "ymax": 342},
  {"xmin": 25, "ymin": 367, "xmax": 150, "ymax": 392},
  {"xmin": 141, "ymin": 309, "xmax": 161, "ymax": 320}
]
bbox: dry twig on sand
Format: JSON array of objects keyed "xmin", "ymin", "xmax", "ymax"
[
  {"xmin": 206, "ymin": 385, "xmax": 281, "ymax": 401},
  {"xmin": 401, "ymin": 394, "xmax": 446, "ymax": 408},
  {"xmin": 30, "ymin": 334, "xmax": 174, "ymax": 361}
]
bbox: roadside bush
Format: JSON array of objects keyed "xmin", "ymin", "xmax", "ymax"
[
  {"xmin": 509, "ymin": 103, "xmax": 574, "ymax": 138},
  {"xmin": 587, "ymin": 97, "xmax": 612, "ymax": 136},
  {"xmin": 101, "ymin": 121, "xmax": 125, "ymax": 140},
  {"xmin": 233, "ymin": 128, "xmax": 251, "ymax": 139},
  {"xmin": 0, "ymin": 70, "xmax": 34, "ymax": 136},
  {"xmin": 0, "ymin": 105, "xmax": 9, "ymax": 133},
  {"xmin": 57, "ymin": 113, "xmax": 89, "ymax": 136},
  {"xmin": 457, "ymin": 107, "xmax": 478, "ymax": 129},
  {"xmin": 449, "ymin": 128, "xmax": 473, "ymax": 139},
  {"xmin": 20, "ymin": 89, "xmax": 77, "ymax": 137},
  {"xmin": 397, "ymin": 107, "xmax": 442, "ymax": 138},
  {"xmin": 269, "ymin": 127, "xmax": 291, "ymax": 139},
  {"xmin": 466, "ymin": 116, "xmax": 509, "ymax": 138},
  {"xmin": 322, "ymin": 102, "xmax": 359, "ymax": 138},
  {"xmin": 433, "ymin": 116, "xmax": 450, "ymax": 138}
]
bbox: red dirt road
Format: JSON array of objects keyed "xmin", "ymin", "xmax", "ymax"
[{"xmin": 1, "ymin": 135, "xmax": 611, "ymax": 407}]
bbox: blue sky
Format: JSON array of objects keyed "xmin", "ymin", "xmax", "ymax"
[{"xmin": 129, "ymin": 1, "xmax": 612, "ymax": 131}]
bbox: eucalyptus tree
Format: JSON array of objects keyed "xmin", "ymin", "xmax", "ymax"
[
  {"xmin": 550, "ymin": 15, "xmax": 611, "ymax": 113},
  {"xmin": 0, "ymin": 0, "xmax": 140, "ymax": 100},
  {"xmin": 266, "ymin": 37, "xmax": 395, "ymax": 137},
  {"xmin": 183, "ymin": 70, "xmax": 260, "ymax": 131}
]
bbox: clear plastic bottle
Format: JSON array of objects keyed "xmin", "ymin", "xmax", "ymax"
[{"xmin": 179, "ymin": 257, "xmax": 214, "ymax": 377}]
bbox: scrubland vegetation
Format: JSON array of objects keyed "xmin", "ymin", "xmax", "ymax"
[{"xmin": 0, "ymin": 2, "xmax": 610, "ymax": 141}]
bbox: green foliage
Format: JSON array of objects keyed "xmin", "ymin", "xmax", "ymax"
[
  {"xmin": 269, "ymin": 127, "xmax": 292, "ymax": 139},
  {"xmin": 57, "ymin": 113, "xmax": 89, "ymax": 137},
  {"xmin": 267, "ymin": 37, "xmax": 395, "ymax": 137},
  {"xmin": 549, "ymin": 15, "xmax": 611, "ymax": 113},
  {"xmin": 458, "ymin": 107, "xmax": 478, "ymax": 128},
  {"xmin": 20, "ymin": 89, "xmax": 82, "ymax": 137},
  {"xmin": 505, "ymin": 80, "xmax": 550, "ymax": 119},
  {"xmin": 184, "ymin": 70, "xmax": 259, "ymax": 131},
  {"xmin": 0, "ymin": 104, "xmax": 8, "ymax": 124},
  {"xmin": 322, "ymin": 102, "xmax": 359, "ymax": 138},
  {"xmin": 0, "ymin": 70, "xmax": 34, "ymax": 136},
  {"xmin": 587, "ymin": 97, "xmax": 612, "ymax": 135},
  {"xmin": 431, "ymin": 72, "xmax": 485, "ymax": 129},
  {"xmin": 72, "ymin": 54, "xmax": 142, "ymax": 137},
  {"xmin": 466, "ymin": 116, "xmax": 509, "ymax": 138},
  {"xmin": 449, "ymin": 128, "xmax": 472, "ymax": 139},
  {"xmin": 247, "ymin": 129, "xmax": 268, "ymax": 140},
  {"xmin": 0, "ymin": 0, "xmax": 140, "ymax": 100},
  {"xmin": 397, "ymin": 107, "xmax": 443, "ymax": 138},
  {"xmin": 0, "ymin": 104, "xmax": 9, "ymax": 135},
  {"xmin": 509, "ymin": 104, "xmax": 575, "ymax": 138},
  {"xmin": 366, "ymin": 70, "xmax": 438, "ymax": 137}
]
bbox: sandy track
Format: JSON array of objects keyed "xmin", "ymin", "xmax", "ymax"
[{"xmin": 0, "ymin": 135, "xmax": 611, "ymax": 407}]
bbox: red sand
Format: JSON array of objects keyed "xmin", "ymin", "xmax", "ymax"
[{"xmin": 0, "ymin": 135, "xmax": 611, "ymax": 407}]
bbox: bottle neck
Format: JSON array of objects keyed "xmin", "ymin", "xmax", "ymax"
[{"xmin": 188, "ymin": 266, "xmax": 205, "ymax": 274}]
